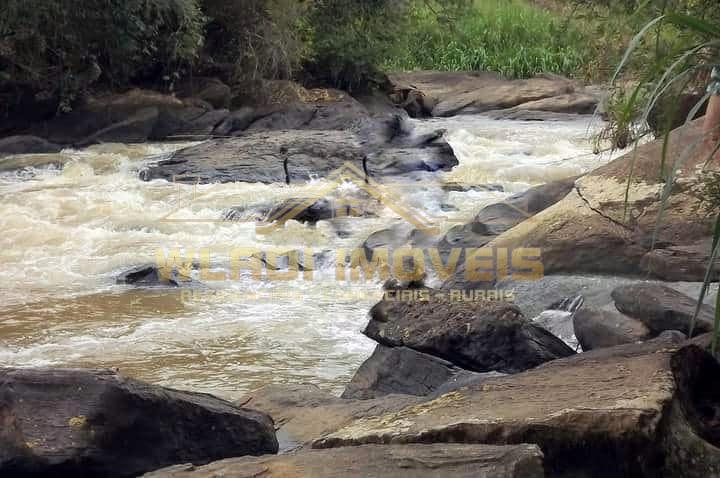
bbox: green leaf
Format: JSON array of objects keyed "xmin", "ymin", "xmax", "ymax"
[
  {"xmin": 690, "ymin": 214, "xmax": 720, "ymax": 340},
  {"xmin": 665, "ymin": 13, "xmax": 720, "ymax": 39}
]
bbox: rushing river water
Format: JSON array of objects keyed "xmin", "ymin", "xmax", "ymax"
[{"xmin": 0, "ymin": 116, "xmax": 618, "ymax": 400}]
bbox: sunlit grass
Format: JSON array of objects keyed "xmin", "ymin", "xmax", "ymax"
[{"xmin": 383, "ymin": 0, "xmax": 591, "ymax": 78}]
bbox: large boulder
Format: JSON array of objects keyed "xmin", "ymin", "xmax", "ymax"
[
  {"xmin": 486, "ymin": 92, "xmax": 599, "ymax": 119},
  {"xmin": 487, "ymin": 118, "xmax": 716, "ymax": 279},
  {"xmin": 314, "ymin": 340, "xmax": 720, "ymax": 477},
  {"xmin": 176, "ymin": 77, "xmax": 232, "ymax": 109},
  {"xmin": 139, "ymin": 92, "xmax": 457, "ymax": 184},
  {"xmin": 389, "ymin": 71, "xmax": 593, "ymax": 117},
  {"xmin": 365, "ymin": 296, "xmax": 575, "ymax": 373},
  {"xmin": 342, "ymin": 345, "xmax": 490, "ymax": 400},
  {"xmin": 143, "ymin": 443, "xmax": 545, "ymax": 478},
  {"xmin": 25, "ymin": 89, "xmax": 231, "ymax": 145},
  {"xmin": 0, "ymin": 135, "xmax": 62, "ymax": 156},
  {"xmin": 0, "ymin": 368, "xmax": 278, "ymax": 477},
  {"xmin": 611, "ymin": 283, "xmax": 714, "ymax": 336},
  {"xmin": 140, "ymin": 130, "xmax": 360, "ymax": 184},
  {"xmin": 662, "ymin": 345, "xmax": 720, "ymax": 477},
  {"xmin": 573, "ymin": 308, "xmax": 652, "ymax": 350},
  {"xmin": 76, "ymin": 107, "xmax": 161, "ymax": 146}
]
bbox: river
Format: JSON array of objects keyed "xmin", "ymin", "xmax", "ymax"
[{"xmin": 0, "ymin": 116, "xmax": 616, "ymax": 400}]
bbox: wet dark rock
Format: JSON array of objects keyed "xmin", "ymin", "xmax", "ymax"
[
  {"xmin": 212, "ymin": 107, "xmax": 256, "ymax": 136},
  {"xmin": 263, "ymin": 197, "xmax": 376, "ymax": 225},
  {"xmin": 0, "ymin": 367, "xmax": 278, "ymax": 477},
  {"xmin": 361, "ymin": 223, "xmax": 413, "ymax": 260},
  {"xmin": 116, "ymin": 264, "xmax": 199, "ymax": 288},
  {"xmin": 365, "ymin": 296, "xmax": 575, "ymax": 373},
  {"xmin": 0, "ymin": 135, "xmax": 62, "ymax": 156},
  {"xmin": 77, "ymin": 107, "xmax": 160, "ymax": 146},
  {"xmin": 140, "ymin": 94, "xmax": 457, "ymax": 184},
  {"xmin": 662, "ymin": 345, "xmax": 720, "ymax": 477},
  {"xmin": 150, "ymin": 107, "xmax": 228, "ymax": 141},
  {"xmin": 342, "ymin": 345, "xmax": 489, "ymax": 399},
  {"xmin": 611, "ymin": 284, "xmax": 714, "ymax": 336},
  {"xmin": 143, "ymin": 443, "xmax": 545, "ymax": 478},
  {"xmin": 573, "ymin": 308, "xmax": 652, "ymax": 351},
  {"xmin": 176, "ymin": 77, "xmax": 232, "ymax": 109},
  {"xmin": 140, "ymin": 126, "xmax": 457, "ymax": 185}
]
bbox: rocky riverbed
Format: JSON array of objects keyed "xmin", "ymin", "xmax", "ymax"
[{"xmin": 2, "ymin": 72, "xmax": 720, "ymax": 477}]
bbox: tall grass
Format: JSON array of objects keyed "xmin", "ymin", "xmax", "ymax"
[{"xmin": 383, "ymin": 0, "xmax": 591, "ymax": 78}]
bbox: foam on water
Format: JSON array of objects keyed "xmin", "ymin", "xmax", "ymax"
[{"xmin": 0, "ymin": 117, "xmax": 620, "ymax": 399}]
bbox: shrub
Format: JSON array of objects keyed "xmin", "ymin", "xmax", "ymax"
[{"xmin": 0, "ymin": 0, "xmax": 205, "ymax": 113}]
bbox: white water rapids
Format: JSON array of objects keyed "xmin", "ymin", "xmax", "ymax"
[{"xmin": 0, "ymin": 116, "xmax": 618, "ymax": 399}]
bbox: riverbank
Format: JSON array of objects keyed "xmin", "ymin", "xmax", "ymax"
[{"xmin": 2, "ymin": 70, "xmax": 720, "ymax": 477}]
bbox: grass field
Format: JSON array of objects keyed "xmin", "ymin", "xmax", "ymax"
[{"xmin": 383, "ymin": 0, "xmax": 592, "ymax": 79}]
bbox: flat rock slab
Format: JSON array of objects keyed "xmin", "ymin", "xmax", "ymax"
[
  {"xmin": 239, "ymin": 384, "xmax": 422, "ymax": 450},
  {"xmin": 143, "ymin": 443, "xmax": 545, "ymax": 478},
  {"xmin": 0, "ymin": 368, "xmax": 278, "ymax": 477},
  {"xmin": 389, "ymin": 71, "xmax": 582, "ymax": 117},
  {"xmin": 140, "ymin": 129, "xmax": 457, "ymax": 184},
  {"xmin": 314, "ymin": 341, "xmax": 681, "ymax": 476}
]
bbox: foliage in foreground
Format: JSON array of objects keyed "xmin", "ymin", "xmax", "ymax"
[{"xmin": 611, "ymin": 7, "xmax": 720, "ymax": 350}]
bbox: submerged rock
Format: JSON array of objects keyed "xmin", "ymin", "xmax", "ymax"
[
  {"xmin": 365, "ymin": 296, "xmax": 575, "ymax": 373},
  {"xmin": 0, "ymin": 135, "xmax": 62, "ymax": 156},
  {"xmin": 116, "ymin": 264, "xmax": 200, "ymax": 288},
  {"xmin": 0, "ymin": 368, "xmax": 278, "ymax": 477},
  {"xmin": 143, "ymin": 443, "xmax": 545, "ymax": 478}
]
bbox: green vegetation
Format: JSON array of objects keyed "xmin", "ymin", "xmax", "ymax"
[
  {"xmin": 384, "ymin": 0, "xmax": 589, "ymax": 79},
  {"xmin": 608, "ymin": 5, "xmax": 720, "ymax": 348},
  {"xmin": 1, "ymin": 0, "xmax": 718, "ymax": 119}
]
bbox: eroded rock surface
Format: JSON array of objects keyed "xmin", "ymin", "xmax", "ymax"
[
  {"xmin": 313, "ymin": 341, "xmax": 686, "ymax": 477},
  {"xmin": 143, "ymin": 443, "xmax": 545, "ymax": 478},
  {"xmin": 365, "ymin": 297, "xmax": 575, "ymax": 373},
  {"xmin": 389, "ymin": 71, "xmax": 592, "ymax": 117},
  {"xmin": 488, "ymin": 119, "xmax": 716, "ymax": 279}
]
